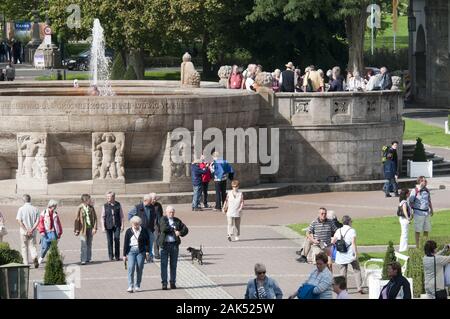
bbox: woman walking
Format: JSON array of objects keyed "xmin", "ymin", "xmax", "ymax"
[
  {"xmin": 38, "ymin": 200, "xmax": 63, "ymax": 264},
  {"xmin": 74, "ymin": 194, "xmax": 98, "ymax": 265},
  {"xmin": 223, "ymin": 179, "xmax": 244, "ymax": 242},
  {"xmin": 123, "ymin": 216, "xmax": 150, "ymax": 293},
  {"xmin": 398, "ymin": 189, "xmax": 412, "ymax": 252}
]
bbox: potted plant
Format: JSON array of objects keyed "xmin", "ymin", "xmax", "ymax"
[
  {"xmin": 407, "ymin": 137, "xmax": 433, "ymax": 177},
  {"xmin": 34, "ymin": 240, "xmax": 75, "ymax": 299},
  {"xmin": 368, "ymin": 241, "xmax": 396, "ymax": 299}
]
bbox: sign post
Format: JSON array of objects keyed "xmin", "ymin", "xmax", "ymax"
[
  {"xmin": 366, "ymin": 3, "xmax": 381, "ymax": 55},
  {"xmin": 44, "ymin": 25, "xmax": 52, "ymax": 46}
]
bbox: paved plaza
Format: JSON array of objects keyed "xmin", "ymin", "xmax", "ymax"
[{"xmin": 1, "ymin": 184, "xmax": 449, "ymax": 299}]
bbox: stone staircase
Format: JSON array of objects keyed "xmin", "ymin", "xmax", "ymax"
[{"xmin": 401, "ymin": 144, "xmax": 450, "ymax": 176}]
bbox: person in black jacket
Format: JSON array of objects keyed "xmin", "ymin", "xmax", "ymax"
[
  {"xmin": 149, "ymin": 193, "xmax": 164, "ymax": 259},
  {"xmin": 128, "ymin": 194, "xmax": 156, "ymax": 262},
  {"xmin": 159, "ymin": 206, "xmax": 189, "ymax": 290},
  {"xmin": 383, "ymin": 153, "xmax": 398, "ymax": 198},
  {"xmin": 379, "ymin": 67, "xmax": 393, "ymax": 90},
  {"xmin": 123, "ymin": 216, "xmax": 150, "ymax": 293},
  {"xmin": 379, "ymin": 261, "xmax": 411, "ymax": 299},
  {"xmin": 102, "ymin": 191, "xmax": 124, "ymax": 261}
]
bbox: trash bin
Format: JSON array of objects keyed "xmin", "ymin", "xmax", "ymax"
[{"xmin": 0, "ymin": 263, "xmax": 30, "ymax": 299}]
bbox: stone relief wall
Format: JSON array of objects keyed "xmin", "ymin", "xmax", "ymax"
[{"xmin": 92, "ymin": 132, "xmax": 125, "ymax": 180}]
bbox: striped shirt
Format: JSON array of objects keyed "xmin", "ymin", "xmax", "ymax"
[{"xmin": 307, "ymin": 218, "xmax": 337, "ymax": 246}]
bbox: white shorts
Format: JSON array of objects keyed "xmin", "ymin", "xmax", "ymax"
[{"xmin": 414, "ymin": 215, "xmax": 431, "ymax": 233}]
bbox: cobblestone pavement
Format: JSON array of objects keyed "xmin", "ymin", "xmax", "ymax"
[{"xmin": 2, "ymin": 188, "xmax": 449, "ymax": 299}]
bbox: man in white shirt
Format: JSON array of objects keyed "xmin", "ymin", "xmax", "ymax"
[
  {"xmin": 16, "ymin": 194, "xmax": 40, "ymax": 268},
  {"xmin": 331, "ymin": 215, "xmax": 364, "ymax": 294}
]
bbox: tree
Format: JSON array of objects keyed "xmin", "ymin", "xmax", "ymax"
[
  {"xmin": 413, "ymin": 137, "xmax": 427, "ymax": 162},
  {"xmin": 43, "ymin": 241, "xmax": 66, "ymax": 285},
  {"xmin": 248, "ymin": 0, "xmax": 391, "ymax": 73},
  {"xmin": 48, "ymin": 0, "xmax": 171, "ymax": 79},
  {"xmin": 110, "ymin": 54, "xmax": 126, "ymax": 80},
  {"xmin": 382, "ymin": 241, "xmax": 397, "ymax": 280},
  {"xmin": 123, "ymin": 65, "xmax": 138, "ymax": 80}
]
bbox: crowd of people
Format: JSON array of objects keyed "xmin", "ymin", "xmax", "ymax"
[
  {"xmin": 225, "ymin": 62, "xmax": 393, "ymax": 93},
  {"xmin": 0, "ymin": 39, "xmax": 24, "ymax": 64}
]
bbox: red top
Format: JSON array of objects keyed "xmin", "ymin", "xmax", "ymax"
[{"xmin": 199, "ymin": 162, "xmax": 212, "ymax": 183}]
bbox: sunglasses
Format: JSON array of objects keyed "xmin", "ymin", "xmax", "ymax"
[{"xmin": 257, "ymin": 271, "xmax": 266, "ymax": 275}]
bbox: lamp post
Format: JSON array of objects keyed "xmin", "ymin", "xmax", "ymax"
[{"xmin": 0, "ymin": 263, "xmax": 31, "ymax": 299}]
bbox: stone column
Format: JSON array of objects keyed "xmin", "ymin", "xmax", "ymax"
[
  {"xmin": 92, "ymin": 132, "xmax": 125, "ymax": 193},
  {"xmin": 16, "ymin": 133, "xmax": 62, "ymax": 194}
]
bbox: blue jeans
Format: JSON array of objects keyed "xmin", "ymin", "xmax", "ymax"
[
  {"xmin": 40, "ymin": 231, "xmax": 57, "ymax": 258},
  {"xmin": 160, "ymin": 242, "xmax": 179, "ymax": 285},
  {"xmin": 143, "ymin": 228, "xmax": 155, "ymax": 258},
  {"xmin": 80, "ymin": 228, "xmax": 93, "ymax": 263},
  {"xmin": 127, "ymin": 246, "xmax": 145, "ymax": 288},
  {"xmin": 384, "ymin": 178, "xmax": 397, "ymax": 195},
  {"xmin": 192, "ymin": 184, "xmax": 202, "ymax": 208}
]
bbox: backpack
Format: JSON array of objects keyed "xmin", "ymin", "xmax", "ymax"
[
  {"xmin": 335, "ymin": 228, "xmax": 351, "ymax": 253},
  {"xmin": 381, "ymin": 145, "xmax": 389, "ymax": 163}
]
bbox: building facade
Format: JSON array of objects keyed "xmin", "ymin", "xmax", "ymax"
[{"xmin": 408, "ymin": 0, "xmax": 449, "ymax": 108}]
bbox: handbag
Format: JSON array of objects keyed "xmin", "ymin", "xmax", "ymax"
[
  {"xmin": 222, "ymin": 195, "xmax": 229, "ymax": 213},
  {"xmin": 434, "ymin": 256, "xmax": 448, "ymax": 299}
]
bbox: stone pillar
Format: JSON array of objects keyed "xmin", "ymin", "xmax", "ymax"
[
  {"xmin": 425, "ymin": 0, "xmax": 449, "ymax": 106},
  {"xmin": 162, "ymin": 132, "xmax": 192, "ymax": 192},
  {"xmin": 92, "ymin": 132, "xmax": 125, "ymax": 193},
  {"xmin": 25, "ymin": 10, "xmax": 42, "ymax": 64},
  {"xmin": 16, "ymin": 133, "xmax": 62, "ymax": 194}
]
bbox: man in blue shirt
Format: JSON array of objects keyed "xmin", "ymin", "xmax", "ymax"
[
  {"xmin": 409, "ymin": 176, "xmax": 433, "ymax": 248},
  {"xmin": 210, "ymin": 152, "xmax": 234, "ymax": 211}
]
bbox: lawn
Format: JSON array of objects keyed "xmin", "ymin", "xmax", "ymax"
[
  {"xmin": 403, "ymin": 118, "xmax": 450, "ymax": 147},
  {"xmin": 364, "ymin": 15, "xmax": 408, "ymax": 50},
  {"xmin": 35, "ymin": 71, "xmax": 180, "ymax": 81},
  {"xmin": 288, "ymin": 210, "xmax": 450, "ymax": 246}
]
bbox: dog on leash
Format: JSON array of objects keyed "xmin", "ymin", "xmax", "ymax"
[{"xmin": 187, "ymin": 246, "xmax": 203, "ymax": 265}]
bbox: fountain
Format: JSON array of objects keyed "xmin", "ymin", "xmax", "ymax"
[{"xmin": 89, "ymin": 19, "xmax": 113, "ymax": 96}]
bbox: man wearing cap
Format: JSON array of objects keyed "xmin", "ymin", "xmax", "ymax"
[{"xmin": 279, "ymin": 62, "xmax": 296, "ymax": 92}]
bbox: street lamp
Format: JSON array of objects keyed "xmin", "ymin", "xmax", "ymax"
[{"xmin": 0, "ymin": 263, "xmax": 30, "ymax": 299}]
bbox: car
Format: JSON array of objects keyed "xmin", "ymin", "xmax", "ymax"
[{"xmin": 63, "ymin": 49, "xmax": 114, "ymax": 71}]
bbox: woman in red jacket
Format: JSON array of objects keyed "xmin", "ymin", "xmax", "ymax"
[
  {"xmin": 199, "ymin": 156, "xmax": 212, "ymax": 208},
  {"xmin": 38, "ymin": 199, "xmax": 63, "ymax": 264}
]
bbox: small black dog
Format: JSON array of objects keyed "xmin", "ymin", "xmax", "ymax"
[{"xmin": 187, "ymin": 246, "xmax": 203, "ymax": 265}]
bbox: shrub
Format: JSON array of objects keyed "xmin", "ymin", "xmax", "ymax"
[
  {"xmin": 412, "ymin": 137, "xmax": 427, "ymax": 162},
  {"xmin": 405, "ymin": 248, "xmax": 424, "ymax": 298},
  {"xmin": 0, "ymin": 242, "xmax": 23, "ymax": 265},
  {"xmin": 382, "ymin": 241, "xmax": 397, "ymax": 280},
  {"xmin": 110, "ymin": 54, "xmax": 126, "ymax": 80},
  {"xmin": 123, "ymin": 65, "xmax": 138, "ymax": 80},
  {"xmin": 43, "ymin": 241, "xmax": 66, "ymax": 285},
  {"xmin": 404, "ymin": 236, "xmax": 450, "ymax": 298}
]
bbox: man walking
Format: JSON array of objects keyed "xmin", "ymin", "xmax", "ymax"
[
  {"xmin": 159, "ymin": 206, "xmax": 188, "ymax": 290},
  {"xmin": 409, "ymin": 176, "xmax": 433, "ymax": 248},
  {"xmin": 210, "ymin": 151, "xmax": 234, "ymax": 211},
  {"xmin": 74, "ymin": 194, "xmax": 98, "ymax": 265},
  {"xmin": 128, "ymin": 194, "xmax": 156, "ymax": 262},
  {"xmin": 16, "ymin": 194, "xmax": 40, "ymax": 268},
  {"xmin": 102, "ymin": 191, "xmax": 124, "ymax": 261},
  {"xmin": 149, "ymin": 193, "xmax": 164, "ymax": 260}
]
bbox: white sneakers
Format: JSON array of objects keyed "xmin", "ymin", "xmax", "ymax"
[
  {"xmin": 134, "ymin": 287, "xmax": 141, "ymax": 292},
  {"xmin": 127, "ymin": 287, "xmax": 133, "ymax": 293},
  {"xmin": 235, "ymin": 236, "xmax": 240, "ymax": 241},
  {"xmin": 38, "ymin": 257, "xmax": 43, "ymax": 264}
]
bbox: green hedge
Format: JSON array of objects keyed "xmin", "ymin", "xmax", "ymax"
[
  {"xmin": 0, "ymin": 242, "xmax": 23, "ymax": 265},
  {"xmin": 382, "ymin": 241, "xmax": 397, "ymax": 280},
  {"xmin": 405, "ymin": 236, "xmax": 450, "ymax": 298},
  {"xmin": 44, "ymin": 241, "xmax": 66, "ymax": 285}
]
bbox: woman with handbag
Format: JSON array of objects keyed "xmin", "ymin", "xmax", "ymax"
[
  {"xmin": 423, "ymin": 240, "xmax": 450, "ymax": 299},
  {"xmin": 38, "ymin": 200, "xmax": 63, "ymax": 264},
  {"xmin": 398, "ymin": 189, "xmax": 412, "ymax": 252},
  {"xmin": 244, "ymin": 263, "xmax": 283, "ymax": 299},
  {"xmin": 0, "ymin": 210, "xmax": 7, "ymax": 242},
  {"xmin": 223, "ymin": 179, "xmax": 244, "ymax": 242}
]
